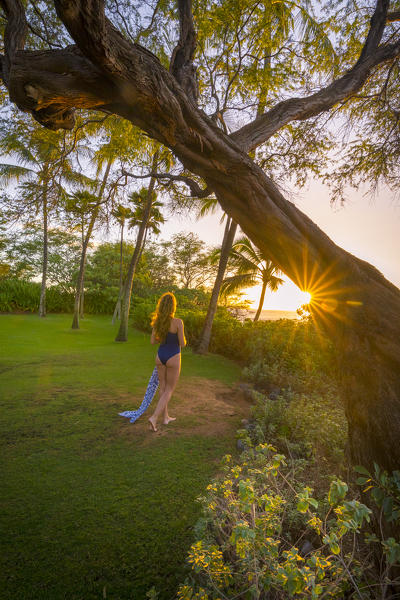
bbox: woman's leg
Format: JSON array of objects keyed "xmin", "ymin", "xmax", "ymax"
[
  {"xmin": 163, "ymin": 354, "xmax": 181, "ymax": 424},
  {"xmin": 149, "ymin": 354, "xmax": 180, "ymax": 430},
  {"xmin": 149, "ymin": 358, "xmax": 166, "ymax": 431}
]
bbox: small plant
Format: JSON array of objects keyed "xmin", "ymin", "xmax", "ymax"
[
  {"xmin": 178, "ymin": 447, "xmax": 400, "ymax": 598},
  {"xmin": 356, "ymin": 464, "xmax": 400, "ymax": 592}
]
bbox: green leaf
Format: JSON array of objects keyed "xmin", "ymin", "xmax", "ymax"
[
  {"xmin": 354, "ymin": 465, "xmax": 370, "ymax": 476},
  {"xmin": 328, "ymin": 479, "xmax": 348, "ymax": 505},
  {"xmin": 383, "ymin": 496, "xmax": 394, "ymax": 517},
  {"xmin": 371, "ymin": 487, "xmax": 385, "ymax": 506},
  {"xmin": 356, "ymin": 477, "xmax": 368, "ymax": 485}
]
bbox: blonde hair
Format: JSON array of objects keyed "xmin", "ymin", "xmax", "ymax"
[{"xmin": 151, "ymin": 292, "xmax": 177, "ymax": 342}]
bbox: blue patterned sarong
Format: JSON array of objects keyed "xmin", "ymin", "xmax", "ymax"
[{"xmin": 119, "ymin": 367, "xmax": 159, "ymax": 423}]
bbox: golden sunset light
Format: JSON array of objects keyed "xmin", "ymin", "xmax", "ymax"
[{"xmin": 242, "ymin": 277, "xmax": 313, "ymax": 312}]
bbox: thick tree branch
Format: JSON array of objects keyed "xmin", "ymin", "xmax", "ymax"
[
  {"xmin": 0, "ymin": 0, "xmax": 27, "ymax": 84},
  {"xmin": 2, "ymin": 46, "xmax": 114, "ymax": 129},
  {"xmin": 169, "ymin": 0, "xmax": 198, "ymax": 103},
  {"xmin": 387, "ymin": 10, "xmax": 400, "ymax": 22},
  {"xmin": 232, "ymin": 0, "xmax": 399, "ymax": 151},
  {"xmin": 357, "ymin": 0, "xmax": 389, "ymax": 64}
]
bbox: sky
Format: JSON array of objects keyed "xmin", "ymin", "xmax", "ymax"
[{"xmin": 151, "ymin": 178, "xmax": 400, "ymax": 311}]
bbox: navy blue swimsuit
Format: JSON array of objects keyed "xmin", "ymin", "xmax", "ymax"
[{"xmin": 157, "ymin": 331, "xmax": 180, "ymax": 365}]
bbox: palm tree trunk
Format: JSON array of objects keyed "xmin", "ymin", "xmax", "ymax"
[
  {"xmin": 72, "ymin": 159, "xmax": 112, "ymax": 329},
  {"xmin": 111, "ymin": 223, "xmax": 124, "ymax": 324},
  {"xmin": 38, "ymin": 184, "xmax": 48, "ymax": 318},
  {"xmin": 79, "ymin": 287, "xmax": 84, "ymax": 318},
  {"xmin": 115, "ymin": 169, "xmax": 157, "ymax": 342},
  {"xmin": 254, "ymin": 280, "xmax": 267, "ymax": 321},
  {"xmin": 197, "ymin": 218, "xmax": 237, "ymax": 354}
]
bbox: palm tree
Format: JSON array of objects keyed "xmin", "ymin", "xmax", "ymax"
[
  {"xmin": 0, "ymin": 119, "xmax": 84, "ymax": 317},
  {"xmin": 222, "ymin": 237, "xmax": 284, "ymax": 322},
  {"xmin": 194, "ymin": 196, "xmax": 237, "ymax": 354},
  {"xmin": 64, "ymin": 188, "xmax": 101, "ymax": 325},
  {"xmin": 111, "ymin": 203, "xmax": 135, "ymax": 323},
  {"xmin": 115, "ymin": 149, "xmax": 164, "ymax": 342},
  {"xmin": 68, "ymin": 114, "xmax": 145, "ymax": 329},
  {"xmin": 128, "ymin": 191, "xmax": 165, "ymax": 245}
]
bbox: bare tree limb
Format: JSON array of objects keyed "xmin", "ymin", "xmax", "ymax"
[
  {"xmin": 387, "ymin": 11, "xmax": 400, "ymax": 22},
  {"xmin": 231, "ymin": 0, "xmax": 400, "ymax": 151},
  {"xmin": 121, "ymin": 167, "xmax": 211, "ymax": 198}
]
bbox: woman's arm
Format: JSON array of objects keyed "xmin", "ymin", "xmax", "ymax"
[
  {"xmin": 177, "ymin": 319, "xmax": 187, "ymax": 347},
  {"xmin": 151, "ymin": 328, "xmax": 158, "ymax": 345}
]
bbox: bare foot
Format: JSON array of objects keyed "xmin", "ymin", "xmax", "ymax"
[
  {"xmin": 163, "ymin": 416, "xmax": 176, "ymax": 425},
  {"xmin": 148, "ymin": 417, "xmax": 158, "ymax": 432}
]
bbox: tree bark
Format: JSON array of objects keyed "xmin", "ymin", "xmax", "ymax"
[
  {"xmin": 38, "ymin": 182, "xmax": 48, "ymax": 318},
  {"xmin": 115, "ymin": 163, "xmax": 158, "ymax": 342},
  {"xmin": 1, "ymin": 0, "xmax": 400, "ymax": 471},
  {"xmin": 197, "ymin": 218, "xmax": 237, "ymax": 354},
  {"xmin": 71, "ymin": 159, "xmax": 112, "ymax": 329},
  {"xmin": 253, "ymin": 280, "xmax": 267, "ymax": 322}
]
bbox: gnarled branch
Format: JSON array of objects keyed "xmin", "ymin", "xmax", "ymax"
[
  {"xmin": 121, "ymin": 168, "xmax": 211, "ymax": 198},
  {"xmin": 231, "ymin": 0, "xmax": 399, "ymax": 151},
  {"xmin": 0, "ymin": 0, "xmax": 27, "ymax": 84}
]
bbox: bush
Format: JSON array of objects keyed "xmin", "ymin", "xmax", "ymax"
[
  {"xmin": 0, "ymin": 278, "xmax": 74, "ymax": 312},
  {"xmin": 176, "ymin": 447, "xmax": 400, "ymax": 599},
  {"xmin": 244, "ymin": 388, "xmax": 347, "ymax": 467}
]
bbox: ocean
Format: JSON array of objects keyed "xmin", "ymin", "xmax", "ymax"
[{"xmin": 232, "ymin": 308, "xmax": 299, "ymax": 321}]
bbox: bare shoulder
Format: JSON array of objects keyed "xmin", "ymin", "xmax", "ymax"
[{"xmin": 172, "ymin": 317, "xmax": 183, "ymax": 327}]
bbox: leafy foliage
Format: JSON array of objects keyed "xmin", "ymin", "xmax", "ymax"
[{"xmin": 176, "ymin": 445, "xmax": 382, "ymax": 599}]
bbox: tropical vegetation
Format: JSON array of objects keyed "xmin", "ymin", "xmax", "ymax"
[{"xmin": 1, "ymin": 0, "xmax": 400, "ymax": 598}]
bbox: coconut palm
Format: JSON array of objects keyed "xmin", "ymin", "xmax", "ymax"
[
  {"xmin": 68, "ymin": 115, "xmax": 146, "ymax": 329},
  {"xmin": 115, "ymin": 149, "xmax": 165, "ymax": 341},
  {"xmin": 195, "ymin": 196, "xmax": 237, "ymax": 353},
  {"xmin": 0, "ymin": 118, "xmax": 87, "ymax": 317},
  {"xmin": 128, "ymin": 191, "xmax": 165, "ymax": 243},
  {"xmin": 111, "ymin": 203, "xmax": 135, "ymax": 323},
  {"xmin": 222, "ymin": 237, "xmax": 284, "ymax": 322}
]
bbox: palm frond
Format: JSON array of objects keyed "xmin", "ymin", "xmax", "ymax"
[
  {"xmin": 231, "ymin": 236, "xmax": 261, "ymax": 266},
  {"xmin": 196, "ymin": 196, "xmax": 218, "ymax": 219},
  {"xmin": 0, "ymin": 163, "xmax": 36, "ymax": 185},
  {"xmin": 221, "ymin": 273, "xmax": 259, "ymax": 297}
]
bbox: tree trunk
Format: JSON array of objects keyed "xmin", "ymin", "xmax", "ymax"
[
  {"xmin": 115, "ymin": 164, "xmax": 158, "ymax": 342},
  {"xmin": 197, "ymin": 218, "xmax": 237, "ymax": 354},
  {"xmin": 253, "ymin": 280, "xmax": 267, "ymax": 322},
  {"xmin": 38, "ymin": 184, "xmax": 48, "ymax": 318},
  {"xmin": 111, "ymin": 223, "xmax": 124, "ymax": 324},
  {"xmin": 79, "ymin": 287, "xmax": 84, "ymax": 318},
  {"xmin": 72, "ymin": 159, "xmax": 112, "ymax": 329}
]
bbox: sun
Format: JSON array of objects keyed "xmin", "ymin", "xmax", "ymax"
[
  {"xmin": 241, "ymin": 279, "xmax": 313, "ymax": 312},
  {"xmin": 300, "ymin": 291, "xmax": 312, "ymax": 305}
]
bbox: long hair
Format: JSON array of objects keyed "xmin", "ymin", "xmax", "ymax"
[{"xmin": 151, "ymin": 292, "xmax": 177, "ymax": 342}]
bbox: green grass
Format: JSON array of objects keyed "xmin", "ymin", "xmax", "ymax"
[{"xmin": 0, "ymin": 314, "xmax": 240, "ymax": 600}]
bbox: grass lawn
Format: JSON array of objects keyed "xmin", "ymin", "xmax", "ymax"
[{"xmin": 0, "ymin": 314, "xmax": 246, "ymax": 600}]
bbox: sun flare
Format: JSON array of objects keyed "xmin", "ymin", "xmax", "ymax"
[
  {"xmin": 241, "ymin": 279, "xmax": 313, "ymax": 312},
  {"xmin": 301, "ymin": 291, "xmax": 312, "ymax": 305}
]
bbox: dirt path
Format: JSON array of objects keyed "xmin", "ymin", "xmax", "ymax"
[{"xmin": 117, "ymin": 377, "xmax": 252, "ymax": 444}]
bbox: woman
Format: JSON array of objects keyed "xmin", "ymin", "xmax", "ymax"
[{"xmin": 148, "ymin": 292, "xmax": 186, "ymax": 432}]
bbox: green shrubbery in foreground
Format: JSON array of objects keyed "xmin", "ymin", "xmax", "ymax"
[
  {"xmin": 176, "ymin": 448, "xmax": 400, "ymax": 599},
  {"xmin": 170, "ymin": 328, "xmax": 400, "ymax": 598}
]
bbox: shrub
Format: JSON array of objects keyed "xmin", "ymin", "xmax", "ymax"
[
  {"xmin": 246, "ymin": 388, "xmax": 347, "ymax": 467},
  {"xmin": 0, "ymin": 278, "xmax": 74, "ymax": 312},
  {"xmin": 176, "ymin": 448, "xmax": 400, "ymax": 599}
]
